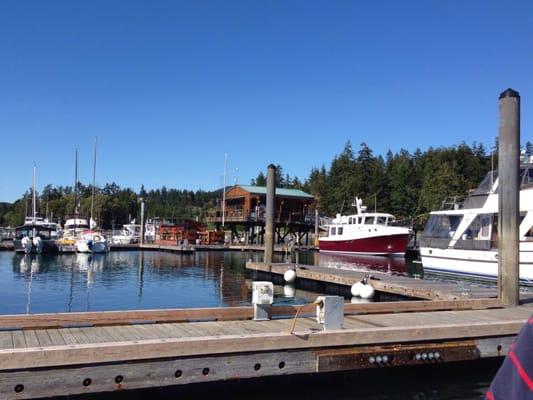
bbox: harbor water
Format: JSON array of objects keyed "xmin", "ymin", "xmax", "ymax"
[{"xmin": 0, "ymin": 250, "xmax": 500, "ymax": 399}]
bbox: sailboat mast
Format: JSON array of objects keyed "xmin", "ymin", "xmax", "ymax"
[
  {"xmin": 32, "ymin": 163, "xmax": 37, "ymax": 224},
  {"xmin": 74, "ymin": 148, "xmax": 79, "ymax": 217},
  {"xmin": 90, "ymin": 137, "xmax": 97, "ymax": 224}
]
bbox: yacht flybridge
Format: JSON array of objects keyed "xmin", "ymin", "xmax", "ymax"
[
  {"xmin": 420, "ymin": 162, "xmax": 533, "ymax": 283},
  {"xmin": 319, "ymin": 197, "xmax": 411, "ymax": 255}
]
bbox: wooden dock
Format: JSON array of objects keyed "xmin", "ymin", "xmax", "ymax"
[
  {"xmin": 0, "ymin": 300, "xmax": 529, "ymax": 398},
  {"xmin": 246, "ymin": 261, "xmax": 500, "ymax": 300}
]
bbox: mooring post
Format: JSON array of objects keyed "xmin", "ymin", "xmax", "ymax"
[
  {"xmin": 498, "ymin": 88, "xmax": 520, "ymax": 307},
  {"xmin": 264, "ymin": 164, "xmax": 276, "ymax": 267},
  {"xmin": 314, "ymin": 208, "xmax": 319, "ymax": 245}
]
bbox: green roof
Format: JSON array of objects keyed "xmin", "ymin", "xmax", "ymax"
[{"xmin": 235, "ymin": 185, "xmax": 314, "ymax": 199}]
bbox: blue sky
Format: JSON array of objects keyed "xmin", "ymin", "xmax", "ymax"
[{"xmin": 1, "ymin": 0, "xmax": 532, "ymax": 202}]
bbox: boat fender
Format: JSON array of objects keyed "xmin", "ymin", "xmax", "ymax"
[
  {"xmin": 359, "ymin": 283, "xmax": 375, "ymax": 299},
  {"xmin": 284, "ymin": 269, "xmax": 297, "ymax": 283},
  {"xmin": 351, "ymin": 281, "xmax": 364, "ymax": 297}
]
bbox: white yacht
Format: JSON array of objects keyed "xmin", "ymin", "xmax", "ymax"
[
  {"xmin": 420, "ymin": 163, "xmax": 533, "ymax": 283},
  {"xmin": 111, "ymin": 223, "xmax": 141, "ymax": 245}
]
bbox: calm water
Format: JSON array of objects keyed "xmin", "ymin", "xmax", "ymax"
[{"xmin": 0, "ymin": 250, "xmax": 499, "ymax": 399}]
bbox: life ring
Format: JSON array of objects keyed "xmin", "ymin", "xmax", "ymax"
[{"xmin": 94, "ymin": 235, "xmax": 101, "ymax": 242}]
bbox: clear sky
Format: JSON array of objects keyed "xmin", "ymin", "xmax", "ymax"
[{"xmin": 1, "ymin": 0, "xmax": 532, "ymax": 202}]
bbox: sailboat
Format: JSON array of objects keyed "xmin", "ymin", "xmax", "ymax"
[
  {"xmin": 75, "ymin": 137, "xmax": 109, "ymax": 253},
  {"xmin": 14, "ymin": 165, "xmax": 59, "ymax": 253},
  {"xmin": 58, "ymin": 149, "xmax": 90, "ymax": 252}
]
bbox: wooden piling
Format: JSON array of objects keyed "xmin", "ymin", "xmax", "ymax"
[
  {"xmin": 264, "ymin": 164, "xmax": 276, "ymax": 266},
  {"xmin": 498, "ymin": 88, "xmax": 520, "ymax": 306}
]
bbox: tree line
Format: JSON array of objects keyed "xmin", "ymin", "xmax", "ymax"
[{"xmin": 0, "ymin": 140, "xmax": 513, "ymax": 228}]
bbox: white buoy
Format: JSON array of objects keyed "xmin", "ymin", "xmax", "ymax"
[
  {"xmin": 22, "ymin": 237, "xmax": 32, "ymax": 254},
  {"xmin": 359, "ymin": 283, "xmax": 375, "ymax": 299},
  {"xmin": 283, "ymin": 284, "xmax": 295, "ymax": 298},
  {"xmin": 284, "ymin": 269, "xmax": 296, "ymax": 283},
  {"xmin": 351, "ymin": 281, "xmax": 364, "ymax": 297},
  {"xmin": 32, "ymin": 236, "xmax": 43, "ymax": 253}
]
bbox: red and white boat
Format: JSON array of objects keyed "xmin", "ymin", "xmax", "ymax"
[{"xmin": 319, "ymin": 197, "xmax": 410, "ymax": 256}]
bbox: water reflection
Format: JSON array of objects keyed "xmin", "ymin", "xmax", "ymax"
[{"xmin": 1, "ymin": 250, "xmax": 427, "ymax": 316}]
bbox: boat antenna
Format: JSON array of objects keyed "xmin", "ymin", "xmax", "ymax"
[
  {"xmin": 222, "ymin": 153, "xmax": 227, "ymax": 228},
  {"xmin": 90, "ymin": 136, "xmax": 97, "ymax": 226},
  {"xmin": 340, "ymin": 199, "xmax": 345, "ymax": 214}
]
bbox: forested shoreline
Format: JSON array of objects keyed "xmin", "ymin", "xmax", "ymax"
[{"xmin": 0, "ymin": 141, "xmax": 501, "ymax": 228}]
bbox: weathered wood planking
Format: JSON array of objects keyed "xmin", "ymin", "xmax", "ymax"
[
  {"xmin": 247, "ymin": 261, "xmax": 499, "ymax": 300},
  {"xmin": 0, "ymin": 305, "xmax": 531, "ymax": 370},
  {"xmin": 0, "ymin": 298, "xmax": 502, "ymax": 330}
]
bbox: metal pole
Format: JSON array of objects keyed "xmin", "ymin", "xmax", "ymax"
[
  {"xmin": 264, "ymin": 164, "xmax": 276, "ymax": 265},
  {"xmin": 498, "ymin": 88, "xmax": 520, "ymax": 307}
]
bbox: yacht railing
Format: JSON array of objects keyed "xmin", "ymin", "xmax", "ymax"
[{"xmin": 439, "ymin": 196, "xmax": 467, "ymax": 211}]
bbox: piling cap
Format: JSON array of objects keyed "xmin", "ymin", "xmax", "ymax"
[{"xmin": 499, "ymin": 88, "xmax": 520, "ymax": 99}]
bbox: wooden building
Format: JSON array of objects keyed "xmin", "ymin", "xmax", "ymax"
[{"xmin": 206, "ymin": 185, "xmax": 315, "ymax": 244}]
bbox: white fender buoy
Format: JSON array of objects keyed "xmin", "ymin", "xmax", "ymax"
[
  {"xmin": 283, "ymin": 284, "xmax": 295, "ymax": 298},
  {"xmin": 351, "ymin": 281, "xmax": 364, "ymax": 297},
  {"xmin": 22, "ymin": 237, "xmax": 32, "ymax": 254},
  {"xmin": 33, "ymin": 236, "xmax": 43, "ymax": 253},
  {"xmin": 284, "ymin": 269, "xmax": 297, "ymax": 283},
  {"xmin": 360, "ymin": 283, "xmax": 375, "ymax": 299}
]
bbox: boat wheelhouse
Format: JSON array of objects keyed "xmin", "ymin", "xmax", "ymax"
[
  {"xmin": 319, "ymin": 197, "xmax": 411, "ymax": 256},
  {"xmin": 420, "ymin": 163, "xmax": 533, "ymax": 283}
]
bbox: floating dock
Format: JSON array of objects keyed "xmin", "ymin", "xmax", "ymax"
[
  {"xmin": 246, "ymin": 261, "xmax": 500, "ymax": 300},
  {"xmin": 0, "ymin": 299, "xmax": 529, "ymax": 398}
]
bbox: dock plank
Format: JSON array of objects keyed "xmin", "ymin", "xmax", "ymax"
[
  {"xmin": 0, "ymin": 332, "xmax": 13, "ymax": 350},
  {"xmin": 12, "ymin": 330, "xmax": 26, "ymax": 348}
]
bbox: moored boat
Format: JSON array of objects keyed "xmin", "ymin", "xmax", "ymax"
[
  {"xmin": 318, "ymin": 197, "xmax": 411, "ymax": 256},
  {"xmin": 14, "ymin": 217, "xmax": 59, "ymax": 254},
  {"xmin": 111, "ymin": 222, "xmax": 141, "ymax": 245},
  {"xmin": 420, "ymin": 162, "xmax": 533, "ymax": 284}
]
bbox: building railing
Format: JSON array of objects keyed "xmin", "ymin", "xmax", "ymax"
[{"xmin": 205, "ymin": 209, "xmax": 315, "ymax": 225}]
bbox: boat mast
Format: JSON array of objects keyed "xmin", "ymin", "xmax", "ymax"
[
  {"xmin": 74, "ymin": 148, "xmax": 79, "ymax": 229},
  {"xmin": 90, "ymin": 136, "xmax": 97, "ymax": 226},
  {"xmin": 222, "ymin": 153, "xmax": 227, "ymax": 228},
  {"xmin": 32, "ymin": 163, "xmax": 37, "ymax": 225}
]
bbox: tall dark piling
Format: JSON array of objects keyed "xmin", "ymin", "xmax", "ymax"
[
  {"xmin": 498, "ymin": 88, "xmax": 520, "ymax": 306},
  {"xmin": 264, "ymin": 164, "xmax": 276, "ymax": 266}
]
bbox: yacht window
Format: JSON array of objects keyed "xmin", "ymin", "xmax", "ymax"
[
  {"xmin": 331, "ymin": 227, "xmax": 336, "ymax": 235},
  {"xmin": 348, "ymin": 217, "xmax": 353, "ymax": 225},
  {"xmin": 376, "ymin": 216, "xmax": 387, "ymax": 225},
  {"xmin": 422, "ymin": 215, "xmax": 462, "ymax": 239},
  {"xmin": 364, "ymin": 217, "xmax": 374, "ymax": 225},
  {"xmin": 338, "ymin": 227, "xmax": 343, "ymax": 235}
]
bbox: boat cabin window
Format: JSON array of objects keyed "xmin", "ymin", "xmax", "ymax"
[
  {"xmin": 422, "ymin": 215, "xmax": 462, "ymax": 239},
  {"xmin": 376, "ymin": 216, "xmax": 387, "ymax": 225},
  {"xmin": 364, "ymin": 217, "xmax": 374, "ymax": 225},
  {"xmin": 348, "ymin": 217, "xmax": 353, "ymax": 225},
  {"xmin": 338, "ymin": 227, "xmax": 343, "ymax": 235},
  {"xmin": 454, "ymin": 213, "xmax": 496, "ymax": 251},
  {"xmin": 330, "ymin": 227, "xmax": 336, "ymax": 235}
]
